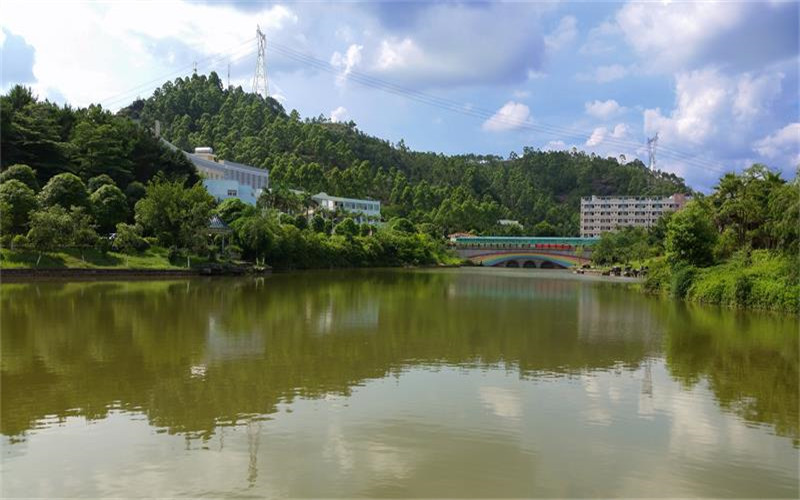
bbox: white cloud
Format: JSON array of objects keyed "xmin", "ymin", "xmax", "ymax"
[
  {"xmin": 376, "ymin": 37, "xmax": 422, "ymax": 71},
  {"xmin": 586, "ymin": 127, "xmax": 607, "ymax": 147},
  {"xmin": 579, "ymin": 20, "xmax": 620, "ymax": 55},
  {"xmin": 579, "ymin": 65, "xmax": 629, "ymax": 84},
  {"xmin": 615, "ymin": 2, "xmax": 797, "ymax": 72},
  {"xmin": 594, "ymin": 64, "xmax": 628, "ymax": 83},
  {"xmin": 644, "ymin": 68, "xmax": 783, "ymax": 147},
  {"xmin": 585, "ymin": 99, "xmax": 624, "ymax": 119},
  {"xmin": 331, "ymin": 43, "xmax": 363, "ymax": 85},
  {"xmin": 543, "ymin": 140, "xmax": 568, "ymax": 151},
  {"xmin": 513, "ymin": 89, "xmax": 531, "ymax": 99},
  {"xmin": 733, "ymin": 72, "xmax": 784, "ymax": 122},
  {"xmin": 545, "ymin": 16, "xmax": 578, "ymax": 51},
  {"xmin": 753, "ymin": 123, "xmax": 800, "ymax": 163},
  {"xmin": 482, "ymin": 101, "xmax": 532, "ymax": 132},
  {"xmin": 0, "ymin": 0, "xmax": 298, "ymax": 107},
  {"xmin": 616, "ymin": 2, "xmax": 743, "ymax": 71},
  {"xmin": 365, "ymin": 3, "xmax": 549, "ymax": 87},
  {"xmin": 330, "ymin": 106, "xmax": 349, "ymax": 123}
]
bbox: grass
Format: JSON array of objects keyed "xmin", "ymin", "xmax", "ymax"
[
  {"xmin": 0, "ymin": 246, "xmax": 209, "ymax": 270},
  {"xmin": 643, "ymin": 250, "xmax": 800, "ymax": 313}
]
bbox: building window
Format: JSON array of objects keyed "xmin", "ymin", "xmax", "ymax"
[{"xmin": 227, "ymin": 189, "xmax": 237, "ymax": 196}]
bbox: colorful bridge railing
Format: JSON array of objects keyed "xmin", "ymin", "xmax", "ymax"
[{"xmin": 451, "ymin": 236, "xmax": 598, "ymax": 268}]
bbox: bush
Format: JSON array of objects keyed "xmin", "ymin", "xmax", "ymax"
[
  {"xmin": 112, "ymin": 223, "xmax": 149, "ymax": 254},
  {"xmin": 671, "ymin": 265, "xmax": 697, "ymax": 299},
  {"xmin": 11, "ymin": 234, "xmax": 29, "ymax": 250},
  {"xmin": 733, "ymin": 273, "xmax": 752, "ymax": 307}
]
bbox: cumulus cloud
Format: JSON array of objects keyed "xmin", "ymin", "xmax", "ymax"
[
  {"xmin": 615, "ymin": 2, "xmax": 798, "ymax": 72},
  {"xmin": 545, "ymin": 16, "xmax": 578, "ymax": 51},
  {"xmin": 644, "ymin": 68, "xmax": 783, "ymax": 147},
  {"xmin": 482, "ymin": 101, "xmax": 532, "ymax": 132},
  {"xmin": 0, "ymin": 0, "xmax": 298, "ymax": 107},
  {"xmin": 585, "ymin": 99, "xmax": 624, "ymax": 119},
  {"xmin": 753, "ymin": 123, "xmax": 800, "ymax": 164},
  {"xmin": 331, "ymin": 43, "xmax": 363, "ymax": 84},
  {"xmin": 586, "ymin": 124, "xmax": 628, "ymax": 147},
  {"xmin": 330, "ymin": 106, "xmax": 349, "ymax": 123},
  {"xmin": 366, "ymin": 3, "xmax": 548, "ymax": 87}
]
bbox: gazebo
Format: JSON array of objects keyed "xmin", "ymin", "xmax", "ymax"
[{"xmin": 208, "ymin": 215, "xmax": 233, "ymax": 251}]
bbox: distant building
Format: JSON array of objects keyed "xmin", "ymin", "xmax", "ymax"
[
  {"xmin": 580, "ymin": 193, "xmax": 690, "ymax": 238},
  {"xmin": 160, "ymin": 139, "xmax": 270, "ymax": 200},
  {"xmin": 498, "ymin": 219, "xmax": 523, "ymax": 228},
  {"xmin": 204, "ymin": 179, "xmax": 259, "ymax": 205},
  {"xmin": 189, "ymin": 147, "xmax": 269, "ymax": 193},
  {"xmin": 311, "ymin": 192, "xmax": 381, "ymax": 223}
]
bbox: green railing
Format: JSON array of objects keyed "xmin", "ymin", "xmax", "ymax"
[{"xmin": 453, "ymin": 236, "xmax": 599, "ymax": 249}]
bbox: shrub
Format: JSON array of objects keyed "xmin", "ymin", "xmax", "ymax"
[
  {"xmin": 11, "ymin": 234, "xmax": 29, "ymax": 250},
  {"xmin": 112, "ymin": 223, "xmax": 149, "ymax": 254},
  {"xmin": 733, "ymin": 273, "xmax": 752, "ymax": 307},
  {"xmin": 671, "ymin": 265, "xmax": 697, "ymax": 299}
]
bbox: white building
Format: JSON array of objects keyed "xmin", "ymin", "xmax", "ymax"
[
  {"xmin": 580, "ymin": 193, "xmax": 690, "ymax": 238},
  {"xmin": 204, "ymin": 179, "xmax": 259, "ymax": 205},
  {"xmin": 189, "ymin": 147, "xmax": 269, "ymax": 193},
  {"xmin": 311, "ymin": 192, "xmax": 381, "ymax": 223}
]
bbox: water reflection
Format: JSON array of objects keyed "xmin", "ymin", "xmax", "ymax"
[{"xmin": 1, "ymin": 269, "xmax": 798, "ymax": 497}]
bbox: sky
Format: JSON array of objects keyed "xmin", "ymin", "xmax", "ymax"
[{"xmin": 1, "ymin": 0, "xmax": 798, "ymax": 191}]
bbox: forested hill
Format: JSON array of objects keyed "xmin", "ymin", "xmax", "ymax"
[{"xmin": 126, "ymin": 71, "xmax": 690, "ymax": 235}]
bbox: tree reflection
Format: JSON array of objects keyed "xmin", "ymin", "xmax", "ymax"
[{"xmin": 2, "ymin": 271, "xmax": 797, "ymax": 443}]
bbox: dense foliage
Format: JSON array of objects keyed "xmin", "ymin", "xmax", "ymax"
[
  {"xmin": 591, "ymin": 165, "xmax": 799, "ymax": 311},
  {"xmin": 127, "ymin": 72, "xmax": 689, "ymax": 236}
]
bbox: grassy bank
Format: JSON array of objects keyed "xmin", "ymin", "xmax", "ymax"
[
  {"xmin": 643, "ymin": 250, "xmax": 799, "ymax": 313},
  {"xmin": 0, "ymin": 247, "xmax": 202, "ymax": 270}
]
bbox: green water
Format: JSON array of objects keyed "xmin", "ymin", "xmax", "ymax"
[{"xmin": 1, "ymin": 269, "xmax": 798, "ymax": 498}]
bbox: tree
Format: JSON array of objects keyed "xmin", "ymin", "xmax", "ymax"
[
  {"xmin": 27, "ymin": 205, "xmax": 73, "ymax": 251},
  {"xmin": 231, "ymin": 213, "xmax": 276, "ymax": 261},
  {"xmin": 90, "ymin": 184, "xmax": 129, "ymax": 233},
  {"xmin": 112, "ymin": 223, "xmax": 148, "ymax": 254},
  {"xmin": 665, "ymin": 200, "xmax": 718, "ymax": 268},
  {"xmin": 215, "ymin": 197, "xmax": 252, "ymax": 224},
  {"xmin": 0, "ymin": 179, "xmax": 38, "ymax": 234},
  {"xmin": 0, "ymin": 164, "xmax": 39, "ymax": 191},
  {"xmin": 39, "ymin": 173, "xmax": 89, "ymax": 209},
  {"xmin": 532, "ymin": 220, "xmax": 557, "ymax": 236},
  {"xmin": 334, "ymin": 218, "xmax": 358, "ymax": 238},
  {"xmin": 87, "ymin": 174, "xmax": 116, "ymax": 193},
  {"xmin": 134, "ymin": 176, "xmax": 214, "ymax": 251}
]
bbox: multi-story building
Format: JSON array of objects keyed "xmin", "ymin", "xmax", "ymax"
[
  {"xmin": 311, "ymin": 192, "xmax": 381, "ymax": 223},
  {"xmin": 203, "ymin": 179, "xmax": 259, "ymax": 205},
  {"xmin": 189, "ymin": 147, "xmax": 269, "ymax": 193},
  {"xmin": 580, "ymin": 193, "xmax": 690, "ymax": 238}
]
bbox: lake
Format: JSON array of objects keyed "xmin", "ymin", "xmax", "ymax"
[{"xmin": 1, "ymin": 269, "xmax": 797, "ymax": 498}]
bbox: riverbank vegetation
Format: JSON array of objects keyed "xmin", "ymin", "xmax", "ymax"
[{"xmin": 593, "ymin": 165, "xmax": 799, "ymax": 312}]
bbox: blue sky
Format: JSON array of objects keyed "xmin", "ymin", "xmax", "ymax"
[{"xmin": 1, "ymin": 1, "xmax": 798, "ymax": 190}]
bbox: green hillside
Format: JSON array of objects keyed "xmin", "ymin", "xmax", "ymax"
[{"xmin": 126, "ymin": 72, "xmax": 689, "ymax": 235}]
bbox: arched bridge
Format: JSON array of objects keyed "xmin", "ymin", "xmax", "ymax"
[{"xmin": 451, "ymin": 236, "xmax": 599, "ymax": 269}]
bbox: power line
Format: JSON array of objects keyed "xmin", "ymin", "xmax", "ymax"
[
  {"xmin": 96, "ymin": 37, "xmax": 255, "ymax": 109},
  {"xmin": 266, "ymin": 38, "xmax": 729, "ymax": 174}
]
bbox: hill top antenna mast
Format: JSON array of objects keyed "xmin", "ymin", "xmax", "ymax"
[
  {"xmin": 252, "ymin": 25, "xmax": 269, "ymax": 99},
  {"xmin": 647, "ymin": 133, "xmax": 659, "ymax": 170}
]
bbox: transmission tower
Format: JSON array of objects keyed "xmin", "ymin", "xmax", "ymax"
[
  {"xmin": 647, "ymin": 133, "xmax": 659, "ymax": 170},
  {"xmin": 252, "ymin": 25, "xmax": 269, "ymax": 99}
]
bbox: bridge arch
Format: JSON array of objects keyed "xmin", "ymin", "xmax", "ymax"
[
  {"xmin": 523, "ymin": 260, "xmax": 538, "ymax": 268},
  {"xmin": 505, "ymin": 260, "xmax": 519, "ymax": 268}
]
